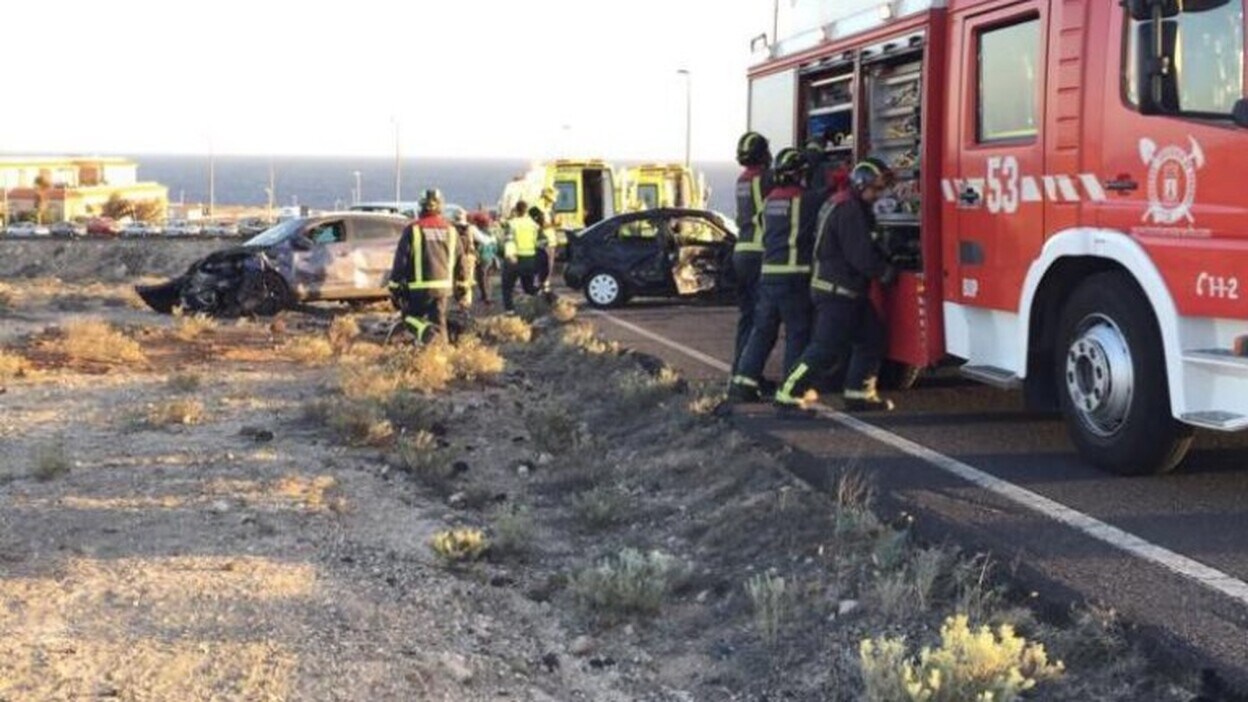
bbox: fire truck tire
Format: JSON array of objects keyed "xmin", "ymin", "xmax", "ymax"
[
  {"xmin": 879, "ymin": 361, "xmax": 922, "ymax": 391},
  {"xmin": 1055, "ymin": 272, "xmax": 1194, "ymax": 475}
]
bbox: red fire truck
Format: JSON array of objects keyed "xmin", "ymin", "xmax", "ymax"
[{"xmin": 748, "ymin": 0, "xmax": 1248, "ymax": 475}]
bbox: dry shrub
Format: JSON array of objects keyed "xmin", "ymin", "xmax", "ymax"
[
  {"xmin": 283, "ymin": 336, "xmax": 335, "ymax": 365},
  {"xmin": 0, "ymin": 349, "xmax": 33, "ymax": 380},
  {"xmin": 147, "ymin": 399, "xmax": 206, "ymax": 426},
  {"xmin": 396, "ymin": 430, "xmax": 452, "ymax": 486},
  {"xmin": 860, "ymin": 615, "xmax": 1064, "ymax": 702},
  {"xmin": 449, "ymin": 336, "xmax": 505, "ymax": 381},
  {"xmin": 338, "ymin": 362, "xmax": 403, "ymax": 402},
  {"xmin": 490, "ymin": 505, "xmax": 536, "ymax": 559},
  {"xmin": 570, "ymin": 483, "xmax": 629, "ymax": 531},
  {"xmin": 59, "ymin": 318, "xmax": 146, "ymax": 364},
  {"xmin": 173, "ymin": 313, "xmax": 217, "ymax": 342},
  {"xmin": 0, "ymin": 283, "xmax": 14, "ymax": 310},
  {"xmin": 31, "ymin": 439, "xmax": 71, "ymax": 482},
  {"xmin": 167, "ymin": 372, "xmax": 203, "ymax": 393},
  {"xmin": 476, "ymin": 315, "xmax": 533, "ymax": 345},
  {"xmin": 328, "ymin": 316, "xmax": 361, "ymax": 353},
  {"xmin": 550, "ymin": 296, "xmax": 578, "ymax": 323},
  {"xmin": 431, "ymin": 528, "xmax": 488, "ymax": 563},
  {"xmin": 341, "ymin": 341, "xmax": 386, "ymax": 364},
  {"xmin": 321, "ymin": 399, "xmax": 394, "ymax": 447},
  {"xmin": 571, "ymin": 548, "xmax": 685, "ymax": 624},
  {"xmin": 562, "ymin": 321, "xmax": 616, "ymax": 355},
  {"xmin": 746, "ymin": 572, "xmax": 794, "ymax": 646},
  {"xmin": 524, "ymin": 403, "xmax": 588, "ymax": 456},
  {"xmin": 395, "ymin": 344, "xmax": 456, "ymax": 394}
]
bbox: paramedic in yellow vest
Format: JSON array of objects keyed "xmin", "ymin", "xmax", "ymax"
[
  {"xmin": 501, "ymin": 200, "xmax": 541, "ymax": 313},
  {"xmin": 388, "ymin": 189, "xmax": 465, "ymax": 344},
  {"xmin": 529, "ymin": 186, "xmax": 559, "ymax": 293}
]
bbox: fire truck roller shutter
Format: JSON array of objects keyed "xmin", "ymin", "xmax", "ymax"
[{"xmin": 749, "ymin": 70, "xmax": 797, "ymax": 154}]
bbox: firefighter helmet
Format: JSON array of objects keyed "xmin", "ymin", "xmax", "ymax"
[
  {"xmin": 420, "ymin": 188, "xmax": 444, "ymax": 214},
  {"xmin": 849, "ymin": 157, "xmax": 894, "ymax": 192},
  {"xmin": 772, "ymin": 147, "xmax": 807, "ymax": 186},
  {"xmin": 736, "ymin": 131, "xmax": 772, "ymax": 167}
]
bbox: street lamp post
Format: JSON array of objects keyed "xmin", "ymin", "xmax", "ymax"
[
  {"xmin": 677, "ymin": 69, "xmax": 692, "ymax": 170},
  {"xmin": 353, "ymin": 170, "xmax": 362, "ymax": 205},
  {"xmin": 392, "ymin": 117, "xmax": 402, "ymax": 204}
]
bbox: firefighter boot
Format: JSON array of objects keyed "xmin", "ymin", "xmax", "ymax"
[
  {"xmin": 773, "ymin": 364, "xmax": 819, "ymax": 420},
  {"xmin": 843, "ymin": 377, "xmax": 895, "ymax": 413},
  {"xmin": 726, "ymin": 377, "xmax": 763, "ymax": 404}
]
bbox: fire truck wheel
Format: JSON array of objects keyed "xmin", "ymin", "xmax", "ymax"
[
  {"xmin": 879, "ymin": 361, "xmax": 922, "ymax": 391},
  {"xmin": 1055, "ymin": 272, "xmax": 1194, "ymax": 475}
]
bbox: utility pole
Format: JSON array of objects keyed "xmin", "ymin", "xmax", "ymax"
[
  {"xmin": 267, "ymin": 158, "xmax": 276, "ymax": 222},
  {"xmin": 208, "ymin": 137, "xmax": 216, "ymax": 218},
  {"xmin": 678, "ymin": 69, "xmax": 692, "ymax": 170},
  {"xmin": 353, "ymin": 170, "xmax": 362, "ymax": 205},
  {"xmin": 393, "ymin": 117, "xmax": 402, "ymax": 204},
  {"xmin": 772, "ymin": 0, "xmax": 780, "ymax": 45}
]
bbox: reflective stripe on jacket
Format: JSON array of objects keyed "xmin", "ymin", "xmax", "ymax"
[
  {"xmin": 734, "ymin": 166, "xmax": 772, "ymax": 255},
  {"xmin": 388, "ymin": 215, "xmax": 462, "ymax": 295},
  {"xmin": 760, "ymin": 185, "xmax": 820, "ymax": 278}
]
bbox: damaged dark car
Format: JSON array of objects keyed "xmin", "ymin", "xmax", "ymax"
[
  {"xmin": 138, "ymin": 213, "xmax": 409, "ymax": 317},
  {"xmin": 563, "ymin": 208, "xmax": 737, "ymax": 308}
]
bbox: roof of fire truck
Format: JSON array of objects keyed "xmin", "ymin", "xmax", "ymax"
[{"xmin": 757, "ymin": 0, "xmax": 1000, "ymax": 65}]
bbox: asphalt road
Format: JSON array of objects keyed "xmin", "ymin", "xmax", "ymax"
[{"xmin": 586, "ymin": 296, "xmax": 1248, "ymax": 690}]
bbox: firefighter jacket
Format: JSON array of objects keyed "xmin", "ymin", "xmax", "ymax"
[
  {"xmin": 760, "ymin": 184, "xmax": 823, "ymax": 280},
  {"xmin": 811, "ymin": 192, "xmax": 890, "ymax": 298},
  {"xmin": 389, "ymin": 214, "xmax": 465, "ymax": 298},
  {"xmin": 454, "ymin": 223, "xmax": 481, "ymax": 296},
  {"xmin": 502, "ymin": 215, "xmax": 540, "ymax": 260},
  {"xmin": 733, "ymin": 165, "xmax": 773, "ymax": 257}
]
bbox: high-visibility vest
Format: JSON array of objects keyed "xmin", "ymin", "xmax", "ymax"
[
  {"xmin": 504, "ymin": 216, "xmax": 540, "ymax": 259},
  {"xmin": 405, "ymin": 223, "xmax": 456, "ymax": 291}
]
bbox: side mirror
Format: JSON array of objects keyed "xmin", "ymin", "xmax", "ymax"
[
  {"xmin": 1234, "ymin": 99, "xmax": 1248, "ymax": 128},
  {"xmin": 290, "ymin": 235, "xmax": 313, "ymax": 251}
]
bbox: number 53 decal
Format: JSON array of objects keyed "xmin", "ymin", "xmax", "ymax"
[{"xmin": 986, "ymin": 156, "xmax": 1021, "ymax": 215}]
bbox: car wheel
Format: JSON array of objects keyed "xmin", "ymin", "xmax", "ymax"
[
  {"xmin": 238, "ymin": 269, "xmax": 292, "ymax": 317},
  {"xmin": 1056, "ymin": 271, "xmax": 1194, "ymax": 475},
  {"xmin": 584, "ymin": 270, "xmax": 627, "ymax": 309}
]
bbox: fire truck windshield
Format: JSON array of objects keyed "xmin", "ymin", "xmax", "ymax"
[{"xmin": 1125, "ymin": 0, "xmax": 1246, "ymax": 117}]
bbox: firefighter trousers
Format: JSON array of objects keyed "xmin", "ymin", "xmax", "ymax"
[
  {"xmin": 780, "ymin": 293, "xmax": 885, "ymax": 400},
  {"xmin": 733, "ymin": 276, "xmax": 812, "ymax": 389},
  {"xmin": 401, "ymin": 291, "xmax": 450, "ymax": 345},
  {"xmin": 501, "ymin": 256, "xmax": 540, "ymax": 312},
  {"xmin": 731, "ymin": 253, "xmax": 762, "ymax": 376}
]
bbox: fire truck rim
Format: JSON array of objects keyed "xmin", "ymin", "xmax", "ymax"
[{"xmin": 1065, "ymin": 313, "xmax": 1136, "ymax": 439}]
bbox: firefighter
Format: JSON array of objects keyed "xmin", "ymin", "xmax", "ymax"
[
  {"xmin": 451, "ymin": 210, "xmax": 480, "ymax": 307},
  {"xmin": 774, "ymin": 158, "xmax": 899, "ymax": 414},
  {"xmin": 501, "ymin": 200, "xmax": 541, "ymax": 313},
  {"xmin": 729, "ymin": 147, "xmax": 822, "ymax": 402},
  {"xmin": 729, "ymin": 131, "xmax": 774, "ymax": 381},
  {"xmin": 388, "ymin": 189, "xmax": 466, "ymax": 344}
]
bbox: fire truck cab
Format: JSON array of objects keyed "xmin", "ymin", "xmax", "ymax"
[{"xmin": 749, "ymin": 0, "xmax": 1248, "ymax": 475}]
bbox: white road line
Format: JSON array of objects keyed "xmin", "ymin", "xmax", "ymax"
[{"xmin": 594, "ymin": 311, "xmax": 1248, "ymax": 606}]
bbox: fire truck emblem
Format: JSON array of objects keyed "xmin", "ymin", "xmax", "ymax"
[{"xmin": 1139, "ymin": 136, "xmax": 1205, "ymax": 225}]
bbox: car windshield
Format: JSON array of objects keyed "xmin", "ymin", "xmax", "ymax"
[{"xmin": 245, "ymin": 219, "xmax": 303, "ymax": 247}]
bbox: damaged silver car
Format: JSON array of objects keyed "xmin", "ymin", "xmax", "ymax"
[{"xmin": 137, "ymin": 213, "xmax": 408, "ymax": 316}]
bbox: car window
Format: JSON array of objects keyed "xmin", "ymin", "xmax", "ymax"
[
  {"xmin": 618, "ymin": 218, "xmax": 660, "ymax": 240},
  {"xmin": 308, "ymin": 221, "xmax": 346, "ymax": 245},
  {"xmin": 671, "ymin": 216, "xmax": 723, "ymax": 244},
  {"xmin": 351, "ymin": 218, "xmax": 402, "ymax": 242}
]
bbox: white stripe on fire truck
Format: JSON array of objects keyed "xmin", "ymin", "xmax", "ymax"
[
  {"xmin": 1079, "ymin": 174, "xmax": 1108, "ymax": 202},
  {"xmin": 938, "ymin": 174, "xmax": 1113, "ymax": 205},
  {"xmin": 1020, "ymin": 176, "xmax": 1042, "ymax": 203},
  {"xmin": 1056, "ymin": 176, "xmax": 1080, "ymax": 202}
]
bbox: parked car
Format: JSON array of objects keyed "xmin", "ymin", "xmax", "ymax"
[
  {"xmin": 87, "ymin": 218, "xmax": 122, "ymax": 237},
  {"xmin": 563, "ymin": 208, "xmax": 737, "ymax": 308},
  {"xmin": 350, "ymin": 201, "xmax": 461, "ymax": 222},
  {"xmin": 5, "ymin": 221, "xmax": 51, "ymax": 237},
  {"xmin": 203, "ymin": 221, "xmax": 240, "ymax": 237},
  {"xmin": 165, "ymin": 220, "xmax": 204, "ymax": 237},
  {"xmin": 49, "ymin": 221, "xmax": 88, "ymax": 238},
  {"xmin": 136, "ymin": 213, "xmax": 408, "ymax": 317},
  {"xmin": 238, "ymin": 218, "xmax": 273, "ymax": 236},
  {"xmin": 122, "ymin": 221, "xmax": 163, "ymax": 238}
]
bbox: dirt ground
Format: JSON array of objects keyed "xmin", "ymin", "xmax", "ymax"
[{"xmin": 0, "ymin": 242, "xmax": 1205, "ymax": 701}]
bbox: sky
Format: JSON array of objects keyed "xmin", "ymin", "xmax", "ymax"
[{"xmin": 1, "ymin": 0, "xmax": 783, "ymax": 163}]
